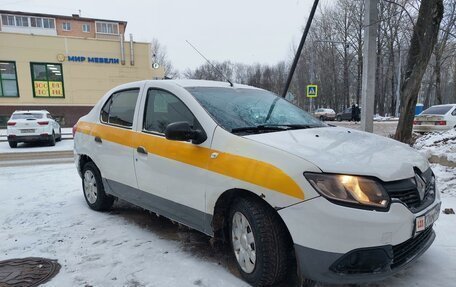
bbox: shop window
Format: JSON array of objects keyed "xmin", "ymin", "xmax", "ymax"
[
  {"xmin": 0, "ymin": 61, "xmax": 19, "ymax": 97},
  {"xmin": 30, "ymin": 63, "xmax": 65, "ymax": 98},
  {"xmin": 62, "ymin": 22, "xmax": 71, "ymax": 31},
  {"xmin": 82, "ymin": 24, "xmax": 90, "ymax": 33},
  {"xmin": 95, "ymin": 21, "xmax": 119, "ymax": 35}
]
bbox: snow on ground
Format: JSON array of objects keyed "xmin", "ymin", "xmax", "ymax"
[
  {"xmin": 0, "ymin": 164, "xmax": 247, "ymax": 287},
  {"xmin": 414, "ymin": 129, "xmax": 456, "ymax": 163},
  {"xmin": 0, "ymin": 139, "xmax": 73, "ymax": 154},
  {"xmin": 0, "ymin": 163, "xmax": 455, "ymax": 287}
]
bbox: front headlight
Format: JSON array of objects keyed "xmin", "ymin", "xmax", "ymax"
[{"xmin": 304, "ymin": 173, "xmax": 390, "ymax": 209}]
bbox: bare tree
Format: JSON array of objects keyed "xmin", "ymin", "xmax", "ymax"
[
  {"xmin": 151, "ymin": 38, "xmax": 178, "ymax": 78},
  {"xmin": 395, "ymin": 0, "xmax": 444, "ymax": 143}
]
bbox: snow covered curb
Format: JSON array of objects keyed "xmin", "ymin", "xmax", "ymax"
[{"xmin": 414, "ymin": 129, "xmax": 456, "ymax": 167}]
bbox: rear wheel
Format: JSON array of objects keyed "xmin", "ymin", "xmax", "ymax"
[
  {"xmin": 56, "ymin": 128, "xmax": 62, "ymax": 142},
  {"xmin": 8, "ymin": 141, "xmax": 17, "ymax": 148},
  {"xmin": 82, "ymin": 161, "xmax": 114, "ymax": 211},
  {"xmin": 229, "ymin": 197, "xmax": 290, "ymax": 286},
  {"xmin": 48, "ymin": 132, "xmax": 56, "ymax": 146}
]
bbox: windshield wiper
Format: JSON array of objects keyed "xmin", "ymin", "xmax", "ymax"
[{"xmin": 231, "ymin": 124, "xmax": 318, "ymax": 134}]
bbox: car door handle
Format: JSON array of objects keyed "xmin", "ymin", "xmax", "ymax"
[
  {"xmin": 94, "ymin": 136, "xmax": 102, "ymax": 143},
  {"xmin": 137, "ymin": 146, "xmax": 147, "ymax": 155}
]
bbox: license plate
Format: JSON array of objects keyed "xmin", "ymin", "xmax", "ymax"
[
  {"xmin": 415, "ymin": 203, "xmax": 441, "ymax": 235},
  {"xmin": 21, "ymin": 129, "xmax": 35, "ymax": 133}
]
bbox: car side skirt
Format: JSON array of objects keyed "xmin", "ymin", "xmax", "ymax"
[{"xmin": 103, "ymin": 178, "xmax": 214, "ymax": 236}]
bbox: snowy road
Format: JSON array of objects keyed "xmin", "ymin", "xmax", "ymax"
[{"xmin": 0, "ymin": 163, "xmax": 455, "ymax": 287}]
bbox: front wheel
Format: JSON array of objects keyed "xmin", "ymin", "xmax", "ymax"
[
  {"xmin": 82, "ymin": 162, "xmax": 114, "ymax": 211},
  {"xmin": 229, "ymin": 197, "xmax": 290, "ymax": 286},
  {"xmin": 336, "ymin": 115, "xmax": 342, "ymax": 122},
  {"xmin": 319, "ymin": 116, "xmax": 325, "ymax": 121},
  {"xmin": 8, "ymin": 141, "xmax": 17, "ymax": 148}
]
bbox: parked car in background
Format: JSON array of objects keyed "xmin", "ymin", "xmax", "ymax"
[
  {"xmin": 314, "ymin": 108, "xmax": 336, "ymax": 121},
  {"xmin": 413, "ymin": 104, "xmax": 456, "ymax": 133},
  {"xmin": 6, "ymin": 110, "xmax": 61, "ymax": 148},
  {"xmin": 336, "ymin": 107, "xmax": 353, "ymax": 121},
  {"xmin": 74, "ymin": 80, "xmax": 440, "ymax": 286}
]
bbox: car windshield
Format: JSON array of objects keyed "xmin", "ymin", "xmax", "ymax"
[
  {"xmin": 11, "ymin": 113, "xmax": 43, "ymax": 120},
  {"xmin": 186, "ymin": 87, "xmax": 325, "ymax": 133},
  {"xmin": 421, "ymin": 106, "xmax": 453, "ymax": 115}
]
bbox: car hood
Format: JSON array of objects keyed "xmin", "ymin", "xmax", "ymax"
[{"xmin": 245, "ymin": 127, "xmax": 429, "ymax": 182}]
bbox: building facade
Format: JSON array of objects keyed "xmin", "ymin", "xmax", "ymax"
[{"xmin": 0, "ymin": 10, "xmax": 164, "ymax": 127}]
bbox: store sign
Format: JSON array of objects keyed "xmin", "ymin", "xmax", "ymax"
[
  {"xmin": 34, "ymin": 81, "xmax": 49, "ymax": 97},
  {"xmin": 34, "ymin": 81, "xmax": 64, "ymax": 97},
  {"xmin": 67, "ymin": 55, "xmax": 120, "ymax": 64},
  {"xmin": 49, "ymin": 81, "xmax": 64, "ymax": 97}
]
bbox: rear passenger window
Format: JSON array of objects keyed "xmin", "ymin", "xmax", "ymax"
[
  {"xmin": 100, "ymin": 89, "xmax": 139, "ymax": 128},
  {"xmin": 143, "ymin": 89, "xmax": 198, "ymax": 134}
]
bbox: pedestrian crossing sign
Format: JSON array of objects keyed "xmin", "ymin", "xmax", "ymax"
[{"xmin": 307, "ymin": 84, "xmax": 318, "ymax": 98}]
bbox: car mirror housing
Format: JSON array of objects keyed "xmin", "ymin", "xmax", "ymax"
[{"xmin": 164, "ymin": 121, "xmax": 207, "ymax": 144}]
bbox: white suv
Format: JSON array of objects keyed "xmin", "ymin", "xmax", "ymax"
[
  {"xmin": 7, "ymin": 110, "xmax": 62, "ymax": 148},
  {"xmin": 74, "ymin": 80, "xmax": 440, "ymax": 286}
]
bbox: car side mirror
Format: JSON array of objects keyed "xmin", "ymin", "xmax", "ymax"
[{"xmin": 164, "ymin": 121, "xmax": 207, "ymax": 144}]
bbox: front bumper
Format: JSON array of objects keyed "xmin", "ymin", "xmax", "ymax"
[
  {"xmin": 294, "ymin": 227, "xmax": 435, "ymax": 284},
  {"xmin": 279, "ymin": 196, "xmax": 440, "ymax": 284}
]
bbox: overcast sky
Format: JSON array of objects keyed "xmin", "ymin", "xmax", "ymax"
[{"xmin": 2, "ymin": 0, "xmax": 321, "ymax": 71}]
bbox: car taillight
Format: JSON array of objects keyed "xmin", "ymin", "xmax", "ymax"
[
  {"xmin": 7, "ymin": 122, "xmax": 16, "ymax": 126},
  {"xmin": 72, "ymin": 123, "xmax": 78, "ymax": 137},
  {"xmin": 435, "ymin": 121, "xmax": 447, "ymax": 126},
  {"xmin": 37, "ymin": 121, "xmax": 49, "ymax": 125}
]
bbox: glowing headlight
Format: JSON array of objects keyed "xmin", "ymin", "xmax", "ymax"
[{"xmin": 305, "ymin": 173, "xmax": 390, "ymax": 209}]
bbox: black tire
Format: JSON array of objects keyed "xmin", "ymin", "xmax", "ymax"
[
  {"xmin": 229, "ymin": 197, "xmax": 290, "ymax": 286},
  {"xmin": 336, "ymin": 115, "xmax": 342, "ymax": 122},
  {"xmin": 56, "ymin": 128, "xmax": 62, "ymax": 142},
  {"xmin": 82, "ymin": 161, "xmax": 114, "ymax": 211},
  {"xmin": 8, "ymin": 141, "xmax": 17, "ymax": 148},
  {"xmin": 48, "ymin": 132, "xmax": 56, "ymax": 146},
  {"xmin": 319, "ymin": 116, "xmax": 324, "ymax": 121}
]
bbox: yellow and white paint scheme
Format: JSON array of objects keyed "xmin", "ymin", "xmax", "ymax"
[{"xmin": 74, "ymin": 80, "xmax": 441, "ymax": 284}]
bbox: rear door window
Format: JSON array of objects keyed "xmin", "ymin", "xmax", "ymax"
[{"xmin": 100, "ymin": 89, "xmax": 139, "ymax": 128}]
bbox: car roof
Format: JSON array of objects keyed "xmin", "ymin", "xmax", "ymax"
[
  {"xmin": 13, "ymin": 110, "xmax": 48, "ymax": 114},
  {"xmin": 119, "ymin": 79, "xmax": 262, "ymax": 90},
  {"xmin": 427, "ymin": 104, "xmax": 456, "ymax": 107}
]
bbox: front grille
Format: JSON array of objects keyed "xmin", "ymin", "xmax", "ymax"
[
  {"xmin": 383, "ymin": 168, "xmax": 435, "ymax": 212},
  {"xmin": 392, "ymin": 227, "xmax": 434, "ymax": 269}
]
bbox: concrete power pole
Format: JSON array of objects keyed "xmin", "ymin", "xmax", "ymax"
[{"xmin": 361, "ymin": 0, "xmax": 378, "ymax": 132}]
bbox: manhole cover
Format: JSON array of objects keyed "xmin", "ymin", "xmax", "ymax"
[{"xmin": 0, "ymin": 258, "xmax": 61, "ymax": 287}]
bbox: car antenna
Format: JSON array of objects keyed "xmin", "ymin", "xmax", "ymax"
[{"xmin": 185, "ymin": 40, "xmax": 234, "ymax": 87}]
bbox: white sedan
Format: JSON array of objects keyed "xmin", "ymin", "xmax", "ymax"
[
  {"xmin": 413, "ymin": 104, "xmax": 456, "ymax": 133},
  {"xmin": 314, "ymin": 108, "xmax": 336, "ymax": 121},
  {"xmin": 6, "ymin": 110, "xmax": 62, "ymax": 148}
]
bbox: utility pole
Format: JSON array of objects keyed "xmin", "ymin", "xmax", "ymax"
[
  {"xmin": 360, "ymin": 0, "xmax": 377, "ymax": 132},
  {"xmin": 281, "ymin": 0, "xmax": 320, "ymax": 98}
]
